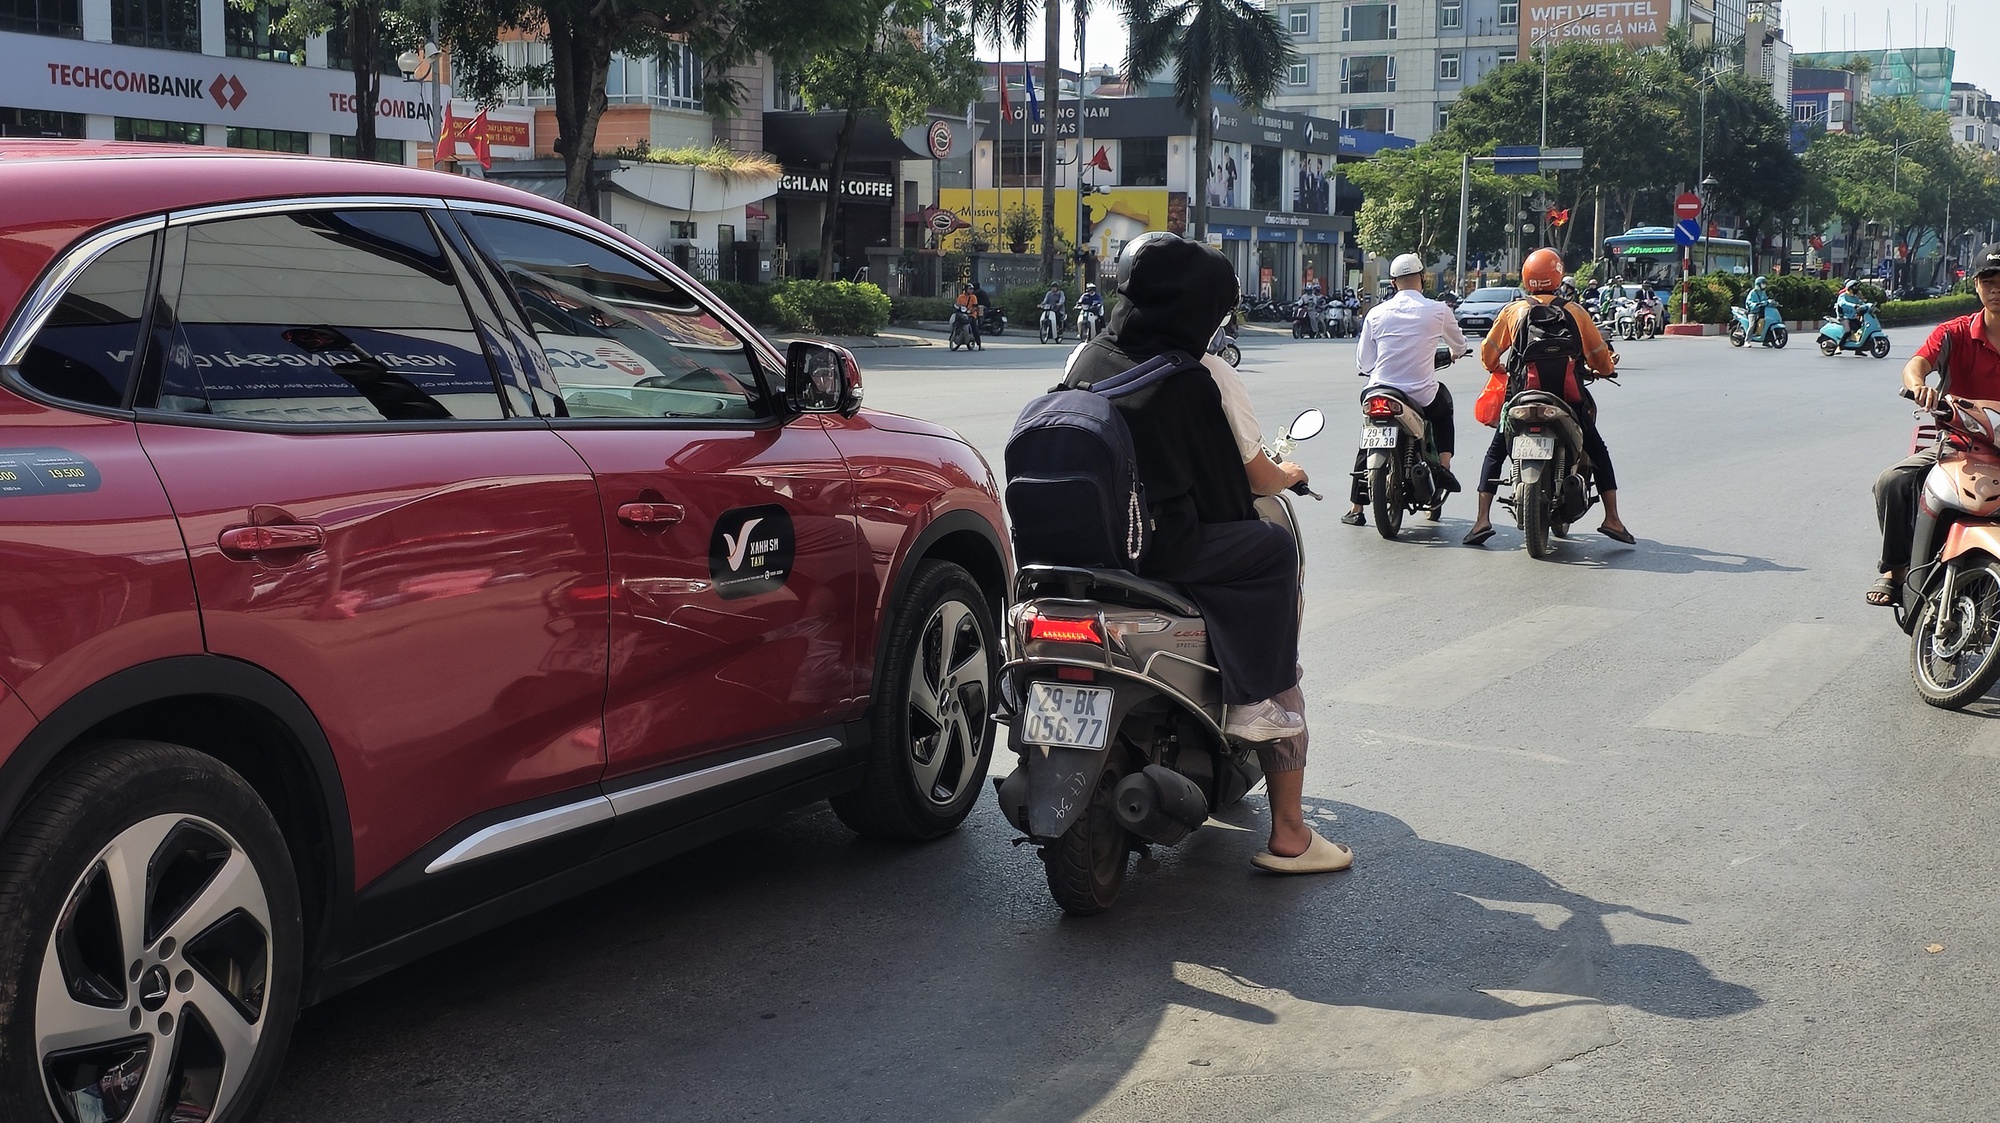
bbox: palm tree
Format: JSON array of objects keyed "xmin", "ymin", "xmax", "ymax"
[{"xmin": 1122, "ymin": 0, "xmax": 1295, "ymax": 240}]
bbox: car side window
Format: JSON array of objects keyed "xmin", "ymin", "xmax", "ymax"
[
  {"xmin": 16, "ymin": 234, "xmax": 157, "ymax": 409},
  {"xmin": 457, "ymin": 213, "xmax": 770, "ymax": 422},
  {"xmin": 154, "ymin": 210, "xmax": 505, "ymax": 424}
]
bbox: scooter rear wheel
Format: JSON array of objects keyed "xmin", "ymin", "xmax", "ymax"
[
  {"xmin": 1370, "ymin": 460, "xmax": 1403, "ymax": 541},
  {"xmin": 1042, "ymin": 768, "xmax": 1130, "ymax": 916},
  {"xmin": 1912, "ymin": 561, "xmax": 2000, "ymax": 709},
  {"xmin": 1521, "ymin": 474, "xmax": 1554, "ymax": 559}
]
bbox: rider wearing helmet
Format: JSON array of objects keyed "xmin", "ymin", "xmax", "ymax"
[
  {"xmin": 1343, "ymin": 252, "xmax": 1468, "ymax": 525},
  {"xmin": 1062, "ymin": 232, "xmax": 1348, "ymax": 873},
  {"xmin": 1746, "ymin": 276, "xmax": 1776, "ymax": 341},
  {"xmin": 1079, "ymin": 281, "xmax": 1103, "ymax": 316},
  {"xmin": 1836, "ymin": 279, "xmax": 1865, "ymax": 342},
  {"xmin": 954, "ymin": 281, "xmax": 984, "ymax": 349},
  {"xmin": 1464, "ymin": 247, "xmax": 1634, "ymax": 546}
]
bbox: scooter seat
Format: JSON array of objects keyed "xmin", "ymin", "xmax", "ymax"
[{"xmin": 1015, "ymin": 564, "xmax": 1201, "ymax": 617}]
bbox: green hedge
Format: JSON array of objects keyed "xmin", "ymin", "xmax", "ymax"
[
  {"xmin": 889, "ymin": 295, "xmax": 955, "ymax": 323},
  {"xmin": 706, "ymin": 279, "xmax": 778, "ymax": 325},
  {"xmin": 1765, "ymin": 274, "xmax": 1837, "ymax": 321},
  {"xmin": 768, "ymin": 280, "xmax": 892, "ymax": 336},
  {"xmin": 1000, "ymin": 285, "xmax": 1072, "ymax": 330},
  {"xmin": 1877, "ymin": 293, "xmax": 1980, "ymax": 327},
  {"xmin": 1670, "ymin": 275, "xmax": 1736, "ymax": 324}
]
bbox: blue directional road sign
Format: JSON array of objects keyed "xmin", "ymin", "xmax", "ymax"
[
  {"xmin": 1674, "ymin": 219, "xmax": 1701, "ymax": 246},
  {"xmin": 1494, "ymin": 145, "xmax": 1541, "ymax": 176}
]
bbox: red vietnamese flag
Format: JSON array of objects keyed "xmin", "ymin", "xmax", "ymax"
[
  {"xmin": 998, "ymin": 71, "xmax": 1012, "ymax": 119},
  {"xmin": 466, "ymin": 110, "xmax": 492, "ymax": 169},
  {"xmin": 436, "ymin": 102, "xmax": 458, "ymax": 163}
]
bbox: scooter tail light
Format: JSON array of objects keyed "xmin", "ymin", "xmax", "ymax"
[
  {"xmin": 1055, "ymin": 666, "xmax": 1097, "ymax": 682},
  {"xmin": 1365, "ymin": 398, "xmax": 1400, "ymax": 417},
  {"xmin": 1028, "ymin": 614, "xmax": 1103, "ymax": 644}
]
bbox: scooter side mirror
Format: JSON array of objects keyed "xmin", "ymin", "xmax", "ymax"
[{"xmin": 1289, "ymin": 408, "xmax": 1325, "ymax": 441}]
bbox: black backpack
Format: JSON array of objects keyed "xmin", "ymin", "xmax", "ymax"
[
  {"xmin": 1003, "ymin": 351, "xmax": 1199, "ymax": 570},
  {"xmin": 1507, "ymin": 296, "xmax": 1589, "ymax": 404}
]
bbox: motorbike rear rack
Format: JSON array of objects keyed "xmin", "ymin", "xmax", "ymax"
[{"xmin": 1014, "ymin": 564, "xmax": 1201, "ymax": 617}]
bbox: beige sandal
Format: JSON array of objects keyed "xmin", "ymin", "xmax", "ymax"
[{"xmin": 1251, "ymin": 831, "xmax": 1354, "ymax": 874}]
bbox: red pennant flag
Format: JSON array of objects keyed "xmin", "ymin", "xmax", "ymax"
[
  {"xmin": 1086, "ymin": 145, "xmax": 1112, "ymax": 173},
  {"xmin": 467, "ymin": 110, "xmax": 492, "ymax": 170},
  {"xmin": 436, "ymin": 102, "xmax": 458, "ymax": 164},
  {"xmin": 998, "ymin": 71, "xmax": 1012, "ymax": 119}
]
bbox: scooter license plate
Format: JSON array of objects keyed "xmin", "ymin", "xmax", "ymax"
[
  {"xmin": 1021, "ymin": 682, "xmax": 1113, "ymax": 750},
  {"xmin": 1513, "ymin": 435, "xmax": 1556, "ymax": 460},
  {"xmin": 1360, "ymin": 424, "xmax": 1400, "ymax": 449}
]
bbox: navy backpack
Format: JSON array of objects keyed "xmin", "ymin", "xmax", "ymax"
[{"xmin": 1003, "ymin": 351, "xmax": 1200, "ymax": 571}]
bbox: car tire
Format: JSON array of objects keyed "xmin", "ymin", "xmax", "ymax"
[
  {"xmin": 0, "ymin": 740, "xmax": 303, "ymax": 1123},
  {"xmin": 832, "ymin": 561, "xmax": 998, "ymax": 840}
]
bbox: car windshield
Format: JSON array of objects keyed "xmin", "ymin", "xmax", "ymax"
[{"xmin": 1466, "ymin": 288, "xmax": 1518, "ymax": 303}]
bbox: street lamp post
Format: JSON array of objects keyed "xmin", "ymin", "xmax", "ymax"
[
  {"xmin": 1884, "ymin": 140, "xmax": 1921, "ymax": 285},
  {"xmin": 1534, "ymin": 12, "xmax": 1590, "ymax": 150}
]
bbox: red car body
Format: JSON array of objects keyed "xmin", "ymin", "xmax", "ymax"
[{"xmin": 0, "ymin": 142, "xmax": 1007, "ymax": 1009}]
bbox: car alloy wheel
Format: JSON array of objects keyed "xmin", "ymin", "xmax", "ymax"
[
  {"xmin": 906, "ymin": 595, "xmax": 991, "ymax": 807},
  {"xmin": 829, "ymin": 561, "xmax": 998, "ymax": 838},
  {"xmin": 0, "ymin": 742, "xmax": 301, "ymax": 1123},
  {"xmin": 38, "ymin": 813, "xmax": 273, "ymax": 1123}
]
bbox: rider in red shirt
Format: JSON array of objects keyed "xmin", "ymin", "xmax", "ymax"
[{"xmin": 1868, "ymin": 244, "xmax": 2000, "ymax": 605}]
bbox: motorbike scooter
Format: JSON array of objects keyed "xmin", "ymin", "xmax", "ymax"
[
  {"xmin": 1356, "ymin": 345, "xmax": 1462, "ymax": 539},
  {"xmin": 1039, "ymin": 303, "xmax": 1066, "ymax": 344},
  {"xmin": 1894, "ymin": 384, "xmax": 2000, "ymax": 707},
  {"xmin": 1292, "ymin": 295, "xmax": 1327, "ymax": 338},
  {"xmin": 1818, "ymin": 303, "xmax": 1891, "ymax": 358},
  {"xmin": 1075, "ymin": 300, "xmax": 1102, "ymax": 341},
  {"xmin": 1729, "ymin": 300, "xmax": 1787, "ymax": 348},
  {"xmin": 993, "ymin": 410, "xmax": 1324, "ymax": 915},
  {"xmin": 1500, "ymin": 361, "xmax": 1607, "ymax": 560}
]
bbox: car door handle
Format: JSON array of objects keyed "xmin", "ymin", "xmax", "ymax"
[
  {"xmin": 218, "ymin": 523, "xmax": 324, "ymax": 556},
  {"xmin": 617, "ymin": 502, "xmax": 685, "ymax": 528}
]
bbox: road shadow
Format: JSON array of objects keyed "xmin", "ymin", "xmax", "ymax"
[
  {"xmin": 1569, "ymin": 538, "xmax": 1807, "ymax": 575},
  {"xmin": 263, "ymin": 798, "xmax": 1759, "ymax": 1123}
]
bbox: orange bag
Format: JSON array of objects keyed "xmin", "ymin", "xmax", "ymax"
[{"xmin": 1474, "ymin": 370, "xmax": 1507, "ymax": 427}]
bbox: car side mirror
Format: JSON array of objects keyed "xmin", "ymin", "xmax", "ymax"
[{"xmin": 785, "ymin": 340, "xmax": 863, "ymax": 417}]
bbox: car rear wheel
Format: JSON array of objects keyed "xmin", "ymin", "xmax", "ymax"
[
  {"xmin": 832, "ymin": 560, "xmax": 998, "ymax": 839},
  {"xmin": 0, "ymin": 741, "xmax": 302, "ymax": 1123}
]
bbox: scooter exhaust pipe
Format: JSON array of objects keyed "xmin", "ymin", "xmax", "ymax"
[{"xmin": 1112, "ymin": 765, "xmax": 1210, "ymax": 845}]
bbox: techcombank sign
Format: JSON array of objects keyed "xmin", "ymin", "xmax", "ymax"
[{"xmin": 0, "ymin": 30, "xmax": 448, "ymax": 141}]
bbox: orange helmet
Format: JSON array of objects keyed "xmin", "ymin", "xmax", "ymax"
[{"xmin": 1522, "ymin": 248, "xmax": 1564, "ymax": 294}]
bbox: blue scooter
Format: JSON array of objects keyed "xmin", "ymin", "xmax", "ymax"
[
  {"xmin": 1729, "ymin": 301, "xmax": 1787, "ymax": 348},
  {"xmin": 1817, "ymin": 303, "xmax": 1892, "ymax": 359}
]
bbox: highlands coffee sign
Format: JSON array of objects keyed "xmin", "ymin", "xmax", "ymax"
[
  {"xmin": 0, "ymin": 29, "xmax": 446, "ymax": 141},
  {"xmin": 778, "ymin": 168, "xmax": 895, "ymax": 201}
]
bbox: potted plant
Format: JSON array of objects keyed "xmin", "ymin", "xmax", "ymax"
[{"xmin": 1002, "ymin": 205, "xmax": 1039, "ymax": 255}]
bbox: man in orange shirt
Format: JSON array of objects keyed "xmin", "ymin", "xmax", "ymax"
[
  {"xmin": 953, "ymin": 282, "xmax": 984, "ymax": 350},
  {"xmin": 1463, "ymin": 247, "xmax": 1633, "ymax": 546}
]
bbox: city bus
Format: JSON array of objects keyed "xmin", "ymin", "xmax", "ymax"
[{"xmin": 1603, "ymin": 226, "xmax": 1753, "ymax": 301}]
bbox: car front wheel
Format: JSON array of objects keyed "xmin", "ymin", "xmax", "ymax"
[
  {"xmin": 832, "ymin": 560, "xmax": 998, "ymax": 839},
  {"xmin": 0, "ymin": 741, "xmax": 302, "ymax": 1123}
]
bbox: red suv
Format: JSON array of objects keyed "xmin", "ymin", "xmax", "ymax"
[{"xmin": 0, "ymin": 142, "xmax": 1008, "ymax": 1123}]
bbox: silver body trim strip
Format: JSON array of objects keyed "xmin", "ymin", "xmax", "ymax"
[
  {"xmin": 424, "ymin": 797, "xmax": 614, "ymax": 874},
  {"xmin": 606, "ymin": 737, "xmax": 845, "ymax": 817},
  {"xmin": 424, "ymin": 735, "xmax": 847, "ymax": 874}
]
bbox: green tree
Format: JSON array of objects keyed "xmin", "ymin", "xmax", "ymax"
[
  {"xmin": 445, "ymin": 0, "xmax": 866, "ymax": 211},
  {"xmin": 1700, "ymin": 70, "xmax": 1803, "ymax": 269},
  {"xmin": 798, "ymin": 1, "xmax": 982, "ymax": 280},
  {"xmin": 1344, "ymin": 140, "xmax": 1527, "ymax": 264},
  {"xmin": 245, "ymin": 0, "xmax": 422, "ymax": 161},
  {"xmin": 1120, "ymin": 0, "xmax": 1295, "ymax": 240},
  {"xmin": 1803, "ymin": 131, "xmax": 1917, "ymax": 277}
]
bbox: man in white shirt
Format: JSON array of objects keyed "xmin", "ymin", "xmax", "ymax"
[{"xmin": 1343, "ymin": 252, "xmax": 1470, "ymax": 525}]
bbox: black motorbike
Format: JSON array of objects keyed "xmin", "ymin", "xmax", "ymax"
[
  {"xmin": 1356, "ymin": 345, "xmax": 1461, "ymax": 538},
  {"xmin": 1501, "ymin": 380, "xmax": 1601, "ymax": 559}
]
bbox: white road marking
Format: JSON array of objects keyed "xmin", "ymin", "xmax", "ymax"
[
  {"xmin": 1332, "ymin": 605, "xmax": 1637, "ymax": 710},
  {"xmin": 1640, "ymin": 622, "xmax": 1876, "ymax": 736}
]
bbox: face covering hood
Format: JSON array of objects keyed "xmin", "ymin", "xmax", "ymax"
[{"xmin": 1102, "ymin": 238, "xmax": 1239, "ymax": 359}]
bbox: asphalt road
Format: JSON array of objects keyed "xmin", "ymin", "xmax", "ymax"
[{"xmin": 263, "ymin": 320, "xmax": 2000, "ymax": 1122}]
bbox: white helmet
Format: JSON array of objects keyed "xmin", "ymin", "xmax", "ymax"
[{"xmin": 1390, "ymin": 253, "xmax": 1425, "ymax": 278}]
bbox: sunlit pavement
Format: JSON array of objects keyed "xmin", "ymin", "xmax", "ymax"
[{"xmin": 264, "ymin": 326, "xmax": 2000, "ymax": 1122}]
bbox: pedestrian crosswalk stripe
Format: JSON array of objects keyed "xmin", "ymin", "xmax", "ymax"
[
  {"xmin": 1640, "ymin": 622, "xmax": 1876, "ymax": 736},
  {"xmin": 1332, "ymin": 604, "xmax": 1637, "ymax": 710}
]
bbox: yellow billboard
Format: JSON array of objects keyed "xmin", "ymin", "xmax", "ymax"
[{"xmin": 935, "ymin": 187, "xmax": 1187, "ymax": 260}]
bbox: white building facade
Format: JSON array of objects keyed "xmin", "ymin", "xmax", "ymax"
[
  {"xmin": 1270, "ymin": 0, "xmax": 1752, "ymax": 143},
  {"xmin": 1952, "ymin": 82, "xmax": 2000, "ymax": 154},
  {"xmin": 0, "ymin": 0, "xmax": 444, "ymax": 160}
]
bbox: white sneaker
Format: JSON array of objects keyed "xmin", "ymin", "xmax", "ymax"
[{"xmin": 1223, "ymin": 699, "xmax": 1304, "ymax": 742}]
